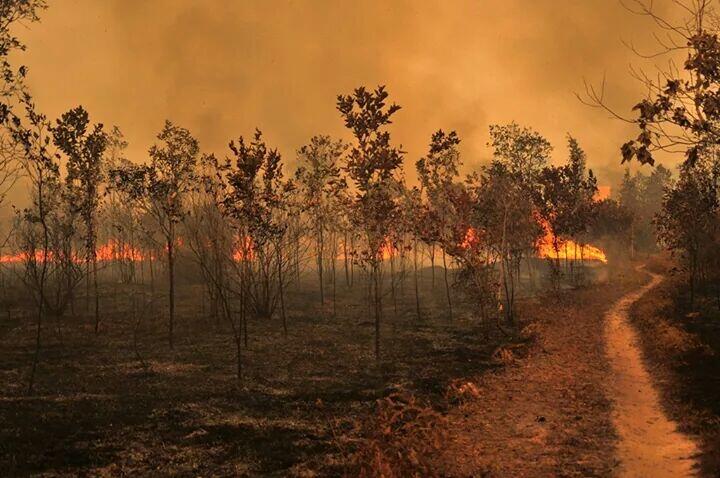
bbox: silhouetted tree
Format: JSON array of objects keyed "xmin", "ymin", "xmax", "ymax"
[
  {"xmin": 416, "ymin": 130, "xmax": 461, "ymax": 320},
  {"xmin": 110, "ymin": 120, "xmax": 199, "ymax": 348},
  {"xmin": 295, "ymin": 135, "xmax": 347, "ymax": 309},
  {"xmin": 656, "ymin": 160, "xmax": 719, "ymax": 305},
  {"xmin": 337, "ymin": 85, "xmax": 404, "ymax": 359},
  {"xmin": 53, "ymin": 105, "xmax": 107, "ymax": 333}
]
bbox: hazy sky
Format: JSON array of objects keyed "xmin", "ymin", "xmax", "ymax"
[{"xmin": 17, "ymin": 0, "xmax": 682, "ymax": 189}]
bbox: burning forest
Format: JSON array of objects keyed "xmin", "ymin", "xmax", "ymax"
[{"xmin": 1, "ymin": 1, "xmax": 719, "ymax": 477}]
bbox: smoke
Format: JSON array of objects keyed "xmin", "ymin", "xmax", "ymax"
[{"xmin": 17, "ymin": 0, "xmax": 682, "ymax": 198}]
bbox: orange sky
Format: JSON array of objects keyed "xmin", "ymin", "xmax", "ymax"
[{"xmin": 14, "ymin": 0, "xmax": 684, "ymax": 198}]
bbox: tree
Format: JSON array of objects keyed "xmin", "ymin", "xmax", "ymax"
[
  {"xmin": 53, "ymin": 105, "xmax": 107, "ymax": 333},
  {"xmin": 102, "ymin": 126, "xmax": 141, "ymax": 283},
  {"xmin": 488, "ymin": 122, "xmax": 551, "ymax": 187},
  {"xmin": 295, "ymin": 135, "xmax": 347, "ymax": 309},
  {"xmin": 416, "ymin": 130, "xmax": 461, "ymax": 320},
  {"xmin": 656, "ymin": 159, "xmax": 719, "ymax": 305},
  {"xmin": 590, "ymin": 198, "xmax": 634, "ymax": 242},
  {"xmin": 584, "ymin": 1, "xmax": 718, "ymax": 168},
  {"xmin": 534, "ymin": 136, "xmax": 598, "ymax": 289},
  {"xmin": 10, "ymin": 103, "xmax": 87, "ymax": 394},
  {"xmin": 337, "ymin": 85, "xmax": 404, "ymax": 359},
  {"xmin": 442, "ymin": 173, "xmax": 501, "ymax": 327},
  {"xmin": 474, "ymin": 161, "xmax": 543, "ymax": 323},
  {"xmin": 560, "ymin": 135, "xmax": 598, "ymax": 281},
  {"xmin": 183, "ymin": 153, "xmax": 242, "ymax": 378},
  {"xmin": 620, "ymin": 167, "xmax": 650, "ymax": 259},
  {"xmin": 110, "ymin": 120, "xmax": 199, "ymax": 348},
  {"xmin": 0, "ymin": 0, "xmax": 46, "ymax": 305},
  {"xmin": 212, "ymin": 129, "xmax": 295, "ymax": 356}
]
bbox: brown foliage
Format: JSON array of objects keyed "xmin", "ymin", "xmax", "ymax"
[{"xmin": 344, "ymin": 392, "xmax": 448, "ymax": 478}]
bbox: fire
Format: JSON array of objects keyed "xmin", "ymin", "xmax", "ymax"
[
  {"xmin": 594, "ymin": 185, "xmax": 611, "ymax": 201},
  {"xmin": 0, "ymin": 251, "xmax": 27, "ymax": 263},
  {"xmin": 96, "ymin": 240, "xmax": 146, "ymax": 262},
  {"xmin": 379, "ymin": 239, "xmax": 395, "ymax": 261},
  {"xmin": 536, "ymin": 220, "xmax": 607, "ymax": 264},
  {"xmin": 232, "ymin": 236, "xmax": 255, "ymax": 261},
  {"xmin": 0, "ymin": 241, "xmax": 149, "ymax": 264},
  {"xmin": 536, "ymin": 239, "xmax": 607, "ymax": 263},
  {"xmin": 459, "ymin": 227, "xmax": 480, "ymax": 250}
]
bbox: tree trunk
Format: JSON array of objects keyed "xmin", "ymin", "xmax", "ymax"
[
  {"xmin": 430, "ymin": 244, "xmax": 436, "ymax": 289},
  {"xmin": 93, "ymin": 256, "xmax": 100, "ymax": 334},
  {"xmin": 277, "ymin": 242, "xmax": 287, "ymax": 336},
  {"xmin": 373, "ymin": 260, "xmax": 381, "ymax": 360},
  {"xmin": 235, "ymin": 335, "xmax": 243, "ymax": 381},
  {"xmin": 389, "ymin": 248, "xmax": 397, "ymax": 316},
  {"xmin": 317, "ymin": 227, "xmax": 324, "ymax": 305},
  {"xmin": 167, "ymin": 230, "xmax": 175, "ymax": 349},
  {"xmin": 331, "ymin": 235, "xmax": 337, "ymax": 317},
  {"xmin": 149, "ymin": 251, "xmax": 155, "ymax": 314},
  {"xmin": 413, "ymin": 238, "xmax": 421, "ymax": 320},
  {"xmin": 442, "ymin": 248, "xmax": 452, "ymax": 320},
  {"xmin": 28, "ymin": 302, "xmax": 43, "ymax": 395},
  {"xmin": 344, "ymin": 230, "xmax": 350, "ymax": 287}
]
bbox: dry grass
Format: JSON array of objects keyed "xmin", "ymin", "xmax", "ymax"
[
  {"xmin": 341, "ymin": 392, "xmax": 448, "ymax": 478},
  {"xmin": 339, "ymin": 264, "xmax": 648, "ymax": 477}
]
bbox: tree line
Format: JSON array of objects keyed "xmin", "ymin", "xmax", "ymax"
[{"xmin": 0, "ymin": 1, "xmax": 655, "ymax": 393}]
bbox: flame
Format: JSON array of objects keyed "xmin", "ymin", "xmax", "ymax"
[
  {"xmin": 379, "ymin": 239, "xmax": 395, "ymax": 261},
  {"xmin": 459, "ymin": 227, "xmax": 480, "ymax": 250},
  {"xmin": 536, "ymin": 219, "xmax": 607, "ymax": 263},
  {"xmin": 232, "ymin": 235, "xmax": 255, "ymax": 261},
  {"xmin": 0, "ymin": 251, "xmax": 26, "ymax": 263},
  {"xmin": 0, "ymin": 240, "xmax": 149, "ymax": 264},
  {"xmin": 96, "ymin": 240, "xmax": 146, "ymax": 262},
  {"xmin": 594, "ymin": 185, "xmax": 611, "ymax": 201},
  {"xmin": 0, "ymin": 250, "xmax": 81, "ymax": 264}
]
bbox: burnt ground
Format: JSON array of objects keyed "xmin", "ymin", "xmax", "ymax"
[
  {"xmin": 0, "ymin": 268, "xmax": 513, "ymax": 477},
  {"xmin": 436, "ymin": 264, "xmax": 648, "ymax": 477},
  {"xmin": 628, "ymin": 256, "xmax": 720, "ymax": 477},
  {"xmin": 0, "ymin": 261, "xmax": 643, "ymax": 477}
]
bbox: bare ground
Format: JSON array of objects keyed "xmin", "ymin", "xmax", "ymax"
[
  {"xmin": 628, "ymin": 256, "xmax": 720, "ymax": 477},
  {"xmin": 436, "ymin": 265, "xmax": 648, "ymax": 477},
  {"xmin": 0, "ymin": 270, "xmax": 511, "ymax": 477},
  {"xmin": 604, "ymin": 268, "xmax": 697, "ymax": 477},
  {"xmin": 2, "ymin": 262, "xmax": 685, "ymax": 477}
]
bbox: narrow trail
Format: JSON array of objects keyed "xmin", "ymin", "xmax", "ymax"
[{"xmin": 605, "ymin": 269, "xmax": 698, "ymax": 477}]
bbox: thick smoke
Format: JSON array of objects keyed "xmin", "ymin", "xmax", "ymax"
[{"xmin": 19, "ymin": 0, "xmax": 680, "ymax": 196}]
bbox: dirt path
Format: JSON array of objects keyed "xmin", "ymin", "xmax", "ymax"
[
  {"xmin": 438, "ymin": 278, "xmax": 635, "ymax": 476},
  {"xmin": 605, "ymin": 270, "xmax": 698, "ymax": 477}
]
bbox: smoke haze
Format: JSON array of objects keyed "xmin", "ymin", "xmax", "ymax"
[{"xmin": 18, "ymin": 0, "xmax": 681, "ymax": 194}]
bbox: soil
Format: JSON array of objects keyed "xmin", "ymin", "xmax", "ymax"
[
  {"xmin": 628, "ymin": 257, "xmax": 720, "ymax": 477},
  {"xmin": 0, "ymin": 270, "xmax": 509, "ymax": 477},
  {"xmin": 434, "ymin": 266, "xmax": 639, "ymax": 476},
  {"xmin": 3, "ymin": 260, "xmax": 713, "ymax": 476},
  {"xmin": 605, "ymin": 268, "xmax": 697, "ymax": 477}
]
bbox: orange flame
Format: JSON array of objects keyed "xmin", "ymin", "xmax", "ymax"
[
  {"xmin": 594, "ymin": 185, "xmax": 611, "ymax": 201},
  {"xmin": 379, "ymin": 239, "xmax": 395, "ymax": 261},
  {"xmin": 536, "ymin": 219, "xmax": 607, "ymax": 263},
  {"xmin": 232, "ymin": 236, "xmax": 255, "ymax": 261},
  {"xmin": 459, "ymin": 227, "xmax": 481, "ymax": 250},
  {"xmin": 0, "ymin": 251, "xmax": 26, "ymax": 263},
  {"xmin": 96, "ymin": 240, "xmax": 146, "ymax": 262}
]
